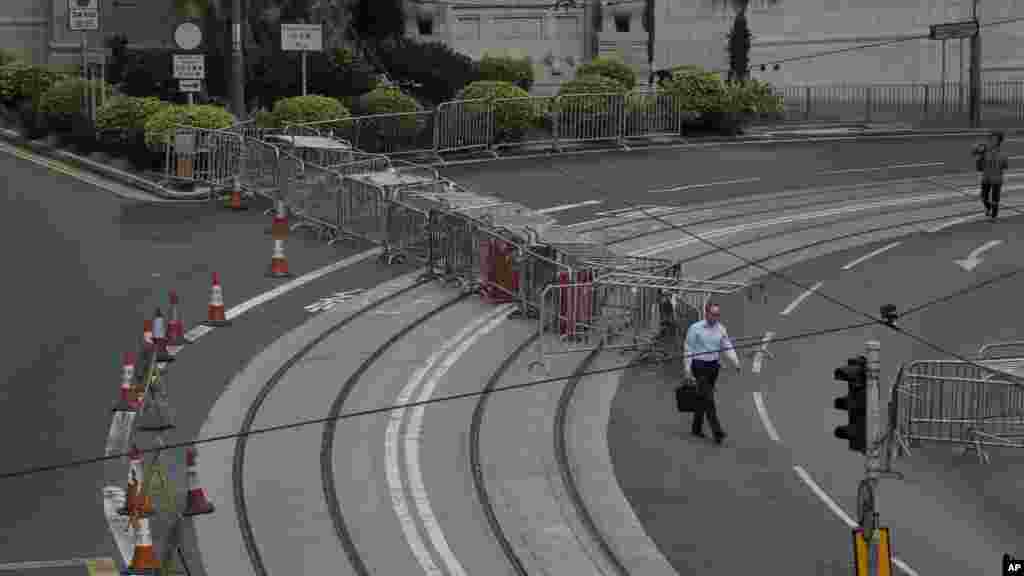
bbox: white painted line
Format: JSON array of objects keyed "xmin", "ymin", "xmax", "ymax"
[
  {"xmin": 182, "ymin": 247, "xmax": 384, "ymax": 344},
  {"xmin": 650, "ymin": 176, "xmax": 762, "ymax": 194},
  {"xmin": 928, "ymin": 212, "xmax": 986, "ymax": 232},
  {"xmin": 793, "ymin": 466, "xmax": 919, "ymax": 576},
  {"xmin": 818, "ymin": 161, "xmax": 945, "ymax": 176},
  {"xmin": 536, "ymin": 199, "xmax": 603, "ymax": 214},
  {"xmin": 780, "ymin": 282, "xmax": 823, "ymax": 316},
  {"xmin": 954, "ymin": 239, "xmax": 1003, "ymax": 271},
  {"xmin": 386, "ymin": 306, "xmax": 510, "ymax": 575},
  {"xmin": 752, "ymin": 392, "xmax": 781, "ymax": 443},
  {"xmin": 751, "ymin": 331, "xmax": 775, "ymax": 374},
  {"xmin": 405, "ymin": 305, "xmax": 513, "ymax": 576},
  {"xmin": 841, "ymin": 241, "xmax": 902, "ymax": 271},
  {"xmin": 0, "ymin": 557, "xmax": 115, "ymax": 570},
  {"xmin": 1009, "ymin": 155, "xmax": 1024, "ymax": 160},
  {"xmin": 567, "ymin": 205, "xmax": 681, "ymax": 228}
]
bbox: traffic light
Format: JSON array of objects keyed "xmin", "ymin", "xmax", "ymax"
[{"xmin": 834, "ymin": 356, "xmax": 867, "ymax": 453}]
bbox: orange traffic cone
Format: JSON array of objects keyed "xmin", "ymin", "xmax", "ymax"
[
  {"xmin": 123, "ymin": 515, "xmax": 161, "ymax": 574},
  {"xmin": 119, "ymin": 445, "xmax": 154, "ymax": 517},
  {"xmin": 202, "ymin": 272, "xmax": 231, "ymax": 327},
  {"xmin": 151, "ymin": 309, "xmax": 174, "ymax": 364},
  {"xmin": 113, "ymin": 352, "xmax": 140, "ymax": 413},
  {"xmin": 225, "ymin": 176, "xmax": 246, "ymax": 211},
  {"xmin": 167, "ymin": 291, "xmax": 187, "ymax": 348},
  {"xmin": 183, "ymin": 448, "xmax": 215, "ymax": 516},
  {"xmin": 142, "ymin": 319, "xmax": 153, "ymax": 353},
  {"xmin": 267, "ymin": 237, "xmax": 292, "ymax": 278}
]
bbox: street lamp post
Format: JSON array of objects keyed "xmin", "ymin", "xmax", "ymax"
[
  {"xmin": 646, "ymin": 0, "xmax": 655, "ymax": 88},
  {"xmin": 231, "ymin": 0, "xmax": 245, "ymax": 119}
]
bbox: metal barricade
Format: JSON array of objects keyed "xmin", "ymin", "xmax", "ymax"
[
  {"xmin": 892, "ymin": 358, "xmax": 1024, "ymax": 462},
  {"xmin": 435, "ymin": 98, "xmax": 495, "ymax": 154},
  {"xmin": 278, "ymin": 153, "xmax": 342, "ymax": 241},
  {"xmin": 536, "ymin": 272, "xmax": 746, "ymax": 370},
  {"xmin": 554, "ymin": 92, "xmax": 627, "ymax": 148},
  {"xmin": 163, "ymin": 126, "xmax": 243, "ymax": 190},
  {"xmin": 239, "ymin": 137, "xmax": 281, "ymax": 205}
]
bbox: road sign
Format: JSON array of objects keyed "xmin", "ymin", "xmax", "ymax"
[
  {"xmin": 179, "ymin": 79, "xmax": 201, "ymax": 93},
  {"xmin": 173, "ymin": 54, "xmax": 205, "ymax": 80},
  {"xmin": 69, "ymin": 0, "xmax": 99, "ymax": 31},
  {"xmin": 174, "ymin": 22, "xmax": 203, "ymax": 50},
  {"xmin": 929, "ymin": 20, "xmax": 978, "ymax": 41},
  {"xmin": 281, "ymin": 23, "xmax": 323, "ymax": 52}
]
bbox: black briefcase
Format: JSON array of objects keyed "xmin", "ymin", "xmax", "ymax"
[{"xmin": 675, "ymin": 382, "xmax": 700, "ymax": 413}]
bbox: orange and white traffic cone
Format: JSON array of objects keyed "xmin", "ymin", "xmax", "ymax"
[
  {"xmin": 151, "ymin": 308, "xmax": 174, "ymax": 364},
  {"xmin": 118, "ymin": 445, "xmax": 154, "ymax": 517},
  {"xmin": 113, "ymin": 352, "xmax": 140, "ymax": 413},
  {"xmin": 266, "ymin": 236, "xmax": 292, "ymax": 279},
  {"xmin": 167, "ymin": 290, "xmax": 187, "ymax": 349},
  {"xmin": 142, "ymin": 319, "xmax": 153, "ymax": 354},
  {"xmin": 202, "ymin": 272, "xmax": 231, "ymax": 327},
  {"xmin": 182, "ymin": 448, "xmax": 215, "ymax": 517},
  {"xmin": 123, "ymin": 514, "xmax": 161, "ymax": 574},
  {"xmin": 225, "ymin": 175, "xmax": 246, "ymax": 211}
]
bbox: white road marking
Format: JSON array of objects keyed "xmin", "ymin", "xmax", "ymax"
[
  {"xmin": 183, "ymin": 247, "xmax": 383, "ymax": 343},
  {"xmin": 780, "ymin": 282, "xmax": 823, "ymax": 316},
  {"xmin": 752, "ymin": 392, "xmax": 781, "ymax": 443},
  {"xmin": 386, "ymin": 306, "xmax": 511, "ymax": 575},
  {"xmin": 536, "ymin": 200, "xmax": 603, "ymax": 214},
  {"xmin": 751, "ymin": 331, "xmax": 775, "ymax": 374},
  {"xmin": 628, "ymin": 184, "xmax": 1024, "ymax": 257},
  {"xmin": 793, "ymin": 465, "xmax": 919, "ymax": 576},
  {"xmin": 567, "ymin": 205, "xmax": 681, "ymax": 228},
  {"xmin": 927, "ymin": 212, "xmax": 987, "ymax": 232},
  {"xmin": 841, "ymin": 241, "xmax": 902, "ymax": 271},
  {"xmin": 0, "ymin": 557, "xmax": 116, "ymax": 570},
  {"xmin": 954, "ymin": 239, "xmax": 1003, "ymax": 271},
  {"xmin": 304, "ymin": 289, "xmax": 366, "ymax": 313},
  {"xmin": 649, "ymin": 176, "xmax": 762, "ymax": 194},
  {"xmin": 817, "ymin": 161, "xmax": 945, "ymax": 176},
  {"xmin": 405, "ymin": 305, "xmax": 513, "ymax": 576}
]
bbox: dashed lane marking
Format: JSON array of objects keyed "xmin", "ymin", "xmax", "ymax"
[
  {"xmin": 780, "ymin": 282, "xmax": 823, "ymax": 316},
  {"xmin": 536, "ymin": 200, "xmax": 603, "ymax": 214},
  {"xmin": 927, "ymin": 213, "xmax": 987, "ymax": 232},
  {"xmin": 841, "ymin": 241, "xmax": 902, "ymax": 271},
  {"xmin": 752, "ymin": 392, "xmax": 781, "ymax": 443}
]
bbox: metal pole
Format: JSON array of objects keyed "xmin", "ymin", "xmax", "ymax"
[
  {"xmin": 969, "ymin": 0, "xmax": 981, "ymax": 128},
  {"xmin": 301, "ymin": 51, "xmax": 308, "ymax": 96},
  {"xmin": 647, "ymin": 0, "xmax": 655, "ymax": 88},
  {"xmin": 941, "ymin": 39, "xmax": 947, "ymax": 114},
  {"xmin": 231, "ymin": 0, "xmax": 246, "ymax": 118},
  {"xmin": 187, "ymin": 93, "xmax": 194, "ymax": 106},
  {"xmin": 81, "ymin": 32, "xmax": 89, "ymax": 117},
  {"xmin": 960, "ymin": 38, "xmax": 965, "ymax": 114},
  {"xmin": 865, "ymin": 339, "xmax": 881, "ymax": 574}
]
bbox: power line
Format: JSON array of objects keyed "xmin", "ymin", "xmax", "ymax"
[{"xmin": 0, "ymin": 318, "xmax": 878, "ymax": 482}]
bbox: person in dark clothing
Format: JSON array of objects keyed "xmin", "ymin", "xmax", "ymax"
[
  {"xmin": 683, "ymin": 301, "xmax": 742, "ymax": 445},
  {"xmin": 973, "ymin": 131, "xmax": 1009, "ymax": 219}
]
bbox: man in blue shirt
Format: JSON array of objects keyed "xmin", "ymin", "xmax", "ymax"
[{"xmin": 683, "ymin": 301, "xmax": 742, "ymax": 445}]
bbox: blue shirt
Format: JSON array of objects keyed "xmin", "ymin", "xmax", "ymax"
[{"xmin": 684, "ymin": 319, "xmax": 740, "ymax": 368}]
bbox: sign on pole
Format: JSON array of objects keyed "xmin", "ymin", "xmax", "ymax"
[
  {"xmin": 173, "ymin": 54, "xmax": 205, "ymax": 80},
  {"xmin": 69, "ymin": 0, "xmax": 99, "ymax": 31},
  {"xmin": 281, "ymin": 23, "xmax": 323, "ymax": 52},
  {"xmin": 179, "ymin": 79, "xmax": 201, "ymax": 93},
  {"xmin": 929, "ymin": 20, "xmax": 978, "ymax": 41}
]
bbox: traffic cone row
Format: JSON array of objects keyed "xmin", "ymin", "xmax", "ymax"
[{"xmin": 118, "ymin": 445, "xmax": 154, "ymax": 518}]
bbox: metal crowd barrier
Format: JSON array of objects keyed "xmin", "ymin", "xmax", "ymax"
[
  {"xmin": 536, "ymin": 272, "xmax": 746, "ymax": 369},
  {"xmin": 287, "ymin": 111, "xmax": 439, "ymax": 158},
  {"xmin": 163, "ymin": 125, "xmax": 244, "ymax": 193},
  {"xmin": 891, "ymin": 357, "xmax": 1024, "ymax": 463}
]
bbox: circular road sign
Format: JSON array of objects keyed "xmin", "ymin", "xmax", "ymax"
[{"xmin": 174, "ymin": 22, "xmax": 202, "ymax": 51}]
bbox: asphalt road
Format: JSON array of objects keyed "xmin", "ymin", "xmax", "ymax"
[
  {"xmin": 0, "ymin": 147, "xmax": 415, "ymax": 572},
  {"xmin": 609, "ymin": 212, "xmax": 1024, "ymax": 574}
]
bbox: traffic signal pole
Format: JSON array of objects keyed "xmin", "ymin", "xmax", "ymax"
[{"xmin": 864, "ymin": 340, "xmax": 881, "ymax": 574}]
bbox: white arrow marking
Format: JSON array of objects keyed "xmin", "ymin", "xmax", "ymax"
[
  {"xmin": 841, "ymin": 241, "xmax": 901, "ymax": 271},
  {"xmin": 536, "ymin": 199, "xmax": 603, "ymax": 214},
  {"xmin": 752, "ymin": 392, "xmax": 781, "ymax": 443},
  {"xmin": 751, "ymin": 331, "xmax": 775, "ymax": 374},
  {"xmin": 780, "ymin": 282, "xmax": 823, "ymax": 316},
  {"xmin": 954, "ymin": 240, "xmax": 1003, "ymax": 271}
]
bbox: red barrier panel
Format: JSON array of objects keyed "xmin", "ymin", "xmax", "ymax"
[
  {"xmin": 558, "ymin": 270, "xmax": 571, "ymax": 336},
  {"xmin": 576, "ymin": 270, "xmax": 593, "ymax": 325}
]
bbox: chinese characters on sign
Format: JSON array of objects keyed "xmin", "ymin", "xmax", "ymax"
[
  {"xmin": 68, "ymin": 0, "xmax": 99, "ymax": 30},
  {"xmin": 281, "ymin": 23, "xmax": 324, "ymax": 52}
]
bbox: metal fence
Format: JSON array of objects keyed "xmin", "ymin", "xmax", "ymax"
[
  {"xmin": 891, "ymin": 352, "xmax": 1024, "ymax": 463},
  {"xmin": 162, "ymin": 126, "xmax": 243, "ymax": 193}
]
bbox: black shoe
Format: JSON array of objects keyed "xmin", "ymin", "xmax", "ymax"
[
  {"xmin": 713, "ymin": 432, "xmax": 727, "ymax": 445},
  {"xmin": 691, "ymin": 431, "xmax": 707, "ymax": 439}
]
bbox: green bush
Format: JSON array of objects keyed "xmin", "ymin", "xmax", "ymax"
[
  {"xmin": 0, "ymin": 62, "xmax": 64, "ymax": 106},
  {"xmin": 377, "ymin": 39, "xmax": 481, "ymax": 105},
  {"xmin": 657, "ymin": 66, "xmax": 727, "ymax": 116},
  {"xmin": 556, "ymin": 74, "xmax": 626, "ymax": 116},
  {"xmin": 457, "ymin": 80, "xmax": 538, "ymax": 143},
  {"xmin": 478, "ymin": 54, "xmax": 535, "ymax": 92},
  {"xmin": 269, "ymin": 94, "xmax": 349, "ymax": 130},
  {"xmin": 96, "ymin": 96, "xmax": 168, "ymax": 143},
  {"xmin": 575, "ymin": 56, "xmax": 636, "ymax": 91},
  {"xmin": 143, "ymin": 103, "xmax": 235, "ymax": 148},
  {"xmin": 354, "ymin": 85, "xmax": 426, "ymax": 153},
  {"xmin": 38, "ymin": 78, "xmax": 114, "ymax": 130},
  {"xmin": 0, "ymin": 49, "xmax": 20, "ymax": 67}
]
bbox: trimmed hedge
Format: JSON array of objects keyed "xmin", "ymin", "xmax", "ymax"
[
  {"xmin": 268, "ymin": 94, "xmax": 349, "ymax": 129},
  {"xmin": 657, "ymin": 66, "xmax": 727, "ymax": 116},
  {"xmin": 143, "ymin": 104, "xmax": 235, "ymax": 148},
  {"xmin": 96, "ymin": 96, "xmax": 168, "ymax": 136},
  {"xmin": 557, "ymin": 74, "xmax": 627, "ymax": 116},
  {"xmin": 0, "ymin": 62, "xmax": 65, "ymax": 106},
  {"xmin": 378, "ymin": 38, "xmax": 481, "ymax": 105},
  {"xmin": 38, "ymin": 78, "xmax": 114, "ymax": 131},
  {"xmin": 354, "ymin": 86, "xmax": 428, "ymax": 153},
  {"xmin": 478, "ymin": 54, "xmax": 534, "ymax": 92},
  {"xmin": 457, "ymin": 80, "xmax": 538, "ymax": 144},
  {"xmin": 575, "ymin": 56, "xmax": 636, "ymax": 91}
]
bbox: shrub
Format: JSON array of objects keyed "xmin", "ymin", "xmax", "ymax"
[
  {"xmin": 556, "ymin": 74, "xmax": 627, "ymax": 116},
  {"xmin": 269, "ymin": 95, "xmax": 349, "ymax": 130},
  {"xmin": 143, "ymin": 104, "xmax": 235, "ymax": 148},
  {"xmin": 457, "ymin": 80, "xmax": 538, "ymax": 143},
  {"xmin": 377, "ymin": 38, "xmax": 480, "ymax": 105},
  {"xmin": 38, "ymin": 78, "xmax": 114, "ymax": 131},
  {"xmin": 658, "ymin": 66, "xmax": 727, "ymax": 116},
  {"xmin": 0, "ymin": 49, "xmax": 20, "ymax": 67},
  {"xmin": 575, "ymin": 56, "xmax": 636, "ymax": 91},
  {"xmin": 353, "ymin": 85, "xmax": 426, "ymax": 152},
  {"xmin": 0, "ymin": 62, "xmax": 64, "ymax": 106},
  {"xmin": 478, "ymin": 54, "xmax": 535, "ymax": 92},
  {"xmin": 96, "ymin": 96, "xmax": 168, "ymax": 139}
]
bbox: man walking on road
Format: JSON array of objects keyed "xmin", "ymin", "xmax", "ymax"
[
  {"xmin": 683, "ymin": 301, "xmax": 742, "ymax": 445},
  {"xmin": 974, "ymin": 131, "xmax": 1009, "ymax": 219}
]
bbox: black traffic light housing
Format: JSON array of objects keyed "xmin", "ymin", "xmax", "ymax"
[{"xmin": 834, "ymin": 356, "xmax": 867, "ymax": 453}]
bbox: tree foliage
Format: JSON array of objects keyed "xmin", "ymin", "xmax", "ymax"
[
  {"xmin": 352, "ymin": 0, "xmax": 406, "ymax": 45},
  {"xmin": 727, "ymin": 8, "xmax": 752, "ymax": 82}
]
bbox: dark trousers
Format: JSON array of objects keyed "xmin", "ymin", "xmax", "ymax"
[
  {"xmin": 982, "ymin": 180, "xmax": 1002, "ymax": 217},
  {"xmin": 691, "ymin": 360, "xmax": 724, "ymax": 438}
]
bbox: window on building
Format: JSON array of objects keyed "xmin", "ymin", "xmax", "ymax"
[
  {"xmin": 614, "ymin": 13, "xmax": 630, "ymax": 33},
  {"xmin": 418, "ymin": 16, "xmax": 434, "ymax": 36}
]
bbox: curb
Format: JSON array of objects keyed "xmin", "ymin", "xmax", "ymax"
[{"xmin": 0, "ymin": 127, "xmax": 210, "ymax": 202}]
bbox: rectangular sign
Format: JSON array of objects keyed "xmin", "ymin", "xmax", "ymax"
[
  {"xmin": 68, "ymin": 0, "xmax": 99, "ymax": 30},
  {"xmin": 172, "ymin": 54, "xmax": 205, "ymax": 79},
  {"xmin": 281, "ymin": 23, "xmax": 323, "ymax": 52},
  {"xmin": 929, "ymin": 20, "xmax": 978, "ymax": 41},
  {"xmin": 179, "ymin": 79, "xmax": 201, "ymax": 93}
]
